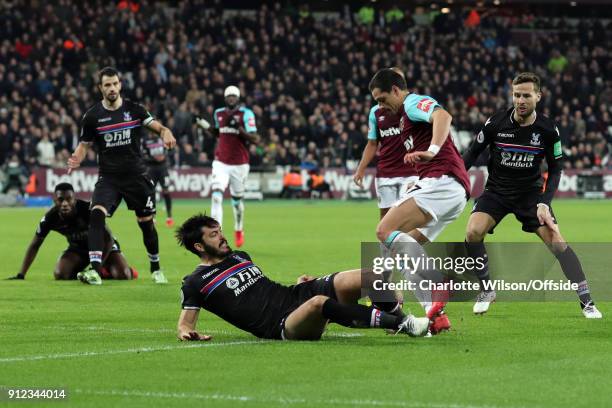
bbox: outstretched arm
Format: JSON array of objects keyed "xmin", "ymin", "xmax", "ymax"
[
  {"xmin": 11, "ymin": 235, "xmax": 45, "ymax": 279},
  {"xmin": 177, "ymin": 309, "xmax": 212, "ymax": 341}
]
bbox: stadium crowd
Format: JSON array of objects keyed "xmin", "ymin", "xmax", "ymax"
[{"xmin": 0, "ymin": 0, "xmax": 611, "ymax": 191}]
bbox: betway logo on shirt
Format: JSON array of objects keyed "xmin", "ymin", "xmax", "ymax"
[
  {"xmin": 220, "ymin": 126, "xmax": 240, "ymax": 134},
  {"xmin": 379, "ymin": 127, "xmax": 401, "ymax": 138}
]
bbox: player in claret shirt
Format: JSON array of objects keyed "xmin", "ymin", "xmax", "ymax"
[
  {"xmin": 175, "ymin": 214, "xmax": 431, "ymax": 341},
  {"xmin": 67, "ymin": 67, "xmax": 176, "ymax": 284},
  {"xmin": 462, "ymin": 72, "xmax": 601, "ymax": 319},
  {"xmin": 368, "ymin": 68, "xmax": 471, "ymax": 334},
  {"xmin": 354, "ymin": 67, "xmax": 419, "ymax": 219},
  {"xmin": 196, "ymin": 86, "xmax": 260, "ymax": 248}
]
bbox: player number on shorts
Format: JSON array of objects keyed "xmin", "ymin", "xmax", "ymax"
[{"xmin": 145, "ymin": 196, "xmax": 154, "ymax": 209}]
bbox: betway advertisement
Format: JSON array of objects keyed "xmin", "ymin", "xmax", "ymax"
[{"xmin": 31, "ymin": 167, "xmax": 612, "ymax": 199}]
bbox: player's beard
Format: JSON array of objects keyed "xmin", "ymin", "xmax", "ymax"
[
  {"xmin": 203, "ymin": 239, "xmax": 232, "ymax": 258},
  {"xmin": 106, "ymin": 92, "xmax": 118, "ymax": 103}
]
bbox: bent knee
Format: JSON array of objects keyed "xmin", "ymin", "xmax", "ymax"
[
  {"xmin": 308, "ymin": 295, "xmax": 330, "ymax": 311},
  {"xmin": 375, "ymin": 224, "xmax": 391, "ymax": 242}
]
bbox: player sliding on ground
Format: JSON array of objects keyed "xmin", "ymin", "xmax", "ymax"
[
  {"xmin": 175, "ymin": 214, "xmax": 431, "ymax": 341},
  {"xmin": 462, "ymin": 72, "xmax": 602, "ymax": 319},
  {"xmin": 8, "ymin": 183, "xmax": 136, "ymax": 284},
  {"xmin": 367, "ymin": 68, "xmax": 471, "ymax": 334}
]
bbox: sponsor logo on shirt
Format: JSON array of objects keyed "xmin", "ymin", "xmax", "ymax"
[
  {"xmin": 496, "ymin": 133, "xmax": 514, "ymax": 138},
  {"xmin": 220, "ymin": 127, "xmax": 240, "ymax": 134},
  {"xmin": 378, "ymin": 116, "xmax": 385, "ymax": 122},
  {"xmin": 417, "ymin": 98, "xmax": 434, "ymax": 113},
  {"xmin": 379, "ymin": 127, "xmax": 401, "ymax": 137},
  {"xmin": 500, "ymin": 151, "xmax": 535, "ymax": 168},
  {"xmin": 98, "ymin": 117, "xmax": 112, "ymax": 122}
]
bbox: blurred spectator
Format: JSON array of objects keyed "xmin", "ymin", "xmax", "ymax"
[
  {"xmin": 36, "ymin": 134, "xmax": 55, "ymax": 167},
  {"xmin": 0, "ymin": 1, "xmax": 608, "ymax": 174},
  {"xmin": 2, "ymin": 154, "xmax": 27, "ymax": 195},
  {"xmin": 307, "ymin": 168, "xmax": 331, "ymax": 199},
  {"xmin": 280, "ymin": 167, "xmax": 303, "ymax": 199}
]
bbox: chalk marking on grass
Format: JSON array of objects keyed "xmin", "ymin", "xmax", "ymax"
[
  {"xmin": 0, "ymin": 340, "xmax": 266, "ymax": 363},
  {"xmin": 73, "ymin": 388, "xmax": 533, "ymax": 408}
]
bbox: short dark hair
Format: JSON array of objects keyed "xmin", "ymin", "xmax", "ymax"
[
  {"xmin": 54, "ymin": 182, "xmax": 74, "ymax": 192},
  {"xmin": 175, "ymin": 214, "xmax": 219, "ymax": 256},
  {"xmin": 369, "ymin": 68, "xmax": 408, "ymax": 93},
  {"xmin": 512, "ymin": 72, "xmax": 541, "ymax": 92},
  {"xmin": 98, "ymin": 66, "xmax": 120, "ymax": 84}
]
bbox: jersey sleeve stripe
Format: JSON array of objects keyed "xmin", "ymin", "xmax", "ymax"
[{"xmin": 200, "ymin": 261, "xmax": 253, "ymax": 298}]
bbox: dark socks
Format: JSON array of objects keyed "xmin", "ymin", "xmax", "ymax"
[
  {"xmin": 88, "ymin": 209, "xmax": 106, "ymax": 274},
  {"xmin": 465, "ymin": 240, "xmax": 490, "ymax": 287},
  {"xmin": 138, "ymin": 219, "xmax": 160, "ymax": 272},
  {"xmin": 555, "ymin": 246, "xmax": 592, "ymax": 305},
  {"xmin": 321, "ymin": 298, "xmax": 403, "ymax": 330},
  {"xmin": 163, "ymin": 193, "xmax": 172, "ymax": 218}
]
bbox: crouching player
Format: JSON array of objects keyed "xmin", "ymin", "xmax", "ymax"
[
  {"xmin": 175, "ymin": 214, "xmax": 431, "ymax": 341},
  {"xmin": 7, "ymin": 183, "xmax": 136, "ymax": 284}
]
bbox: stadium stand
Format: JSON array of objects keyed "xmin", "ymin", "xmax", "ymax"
[{"xmin": 0, "ymin": 1, "xmax": 610, "ymax": 193}]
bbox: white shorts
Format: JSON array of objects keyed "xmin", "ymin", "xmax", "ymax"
[
  {"xmin": 393, "ymin": 175, "xmax": 467, "ymax": 241},
  {"xmin": 375, "ymin": 176, "xmax": 419, "ymax": 209},
  {"xmin": 211, "ymin": 160, "xmax": 250, "ymax": 197}
]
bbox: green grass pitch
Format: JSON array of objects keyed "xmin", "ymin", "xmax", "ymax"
[{"xmin": 1, "ymin": 199, "xmax": 610, "ymax": 408}]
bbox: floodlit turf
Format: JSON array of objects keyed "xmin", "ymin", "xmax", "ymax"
[{"xmin": 1, "ymin": 199, "xmax": 611, "ymax": 408}]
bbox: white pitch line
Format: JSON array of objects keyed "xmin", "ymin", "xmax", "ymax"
[
  {"xmin": 73, "ymin": 388, "xmax": 531, "ymax": 408},
  {"xmin": 40, "ymin": 325, "xmax": 364, "ymax": 337},
  {"xmin": 0, "ymin": 340, "xmax": 266, "ymax": 363}
]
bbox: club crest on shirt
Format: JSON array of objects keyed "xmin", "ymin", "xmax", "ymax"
[
  {"xmin": 531, "ymin": 133, "xmax": 541, "ymax": 146},
  {"xmin": 124, "ymin": 111, "xmax": 132, "ymax": 121}
]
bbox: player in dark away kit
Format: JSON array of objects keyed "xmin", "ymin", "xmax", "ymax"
[
  {"xmin": 67, "ymin": 67, "xmax": 176, "ymax": 284},
  {"xmin": 8, "ymin": 183, "xmax": 136, "ymax": 284},
  {"xmin": 175, "ymin": 214, "xmax": 431, "ymax": 341},
  {"xmin": 463, "ymin": 72, "xmax": 601, "ymax": 319},
  {"xmin": 143, "ymin": 132, "xmax": 174, "ymax": 227}
]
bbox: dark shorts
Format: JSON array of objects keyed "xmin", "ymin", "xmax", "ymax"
[
  {"xmin": 92, "ymin": 173, "xmax": 156, "ymax": 217},
  {"xmin": 148, "ymin": 164, "xmax": 169, "ymax": 190},
  {"xmin": 473, "ymin": 189, "xmax": 557, "ymax": 233},
  {"xmin": 266, "ymin": 273, "xmax": 339, "ymax": 340},
  {"xmin": 61, "ymin": 239, "xmax": 121, "ymax": 278}
]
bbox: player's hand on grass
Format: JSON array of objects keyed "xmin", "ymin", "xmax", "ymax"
[
  {"xmin": 7, "ymin": 273, "xmax": 25, "ymax": 280},
  {"xmin": 404, "ymin": 151, "xmax": 435, "ymax": 165},
  {"xmin": 178, "ymin": 331, "xmax": 212, "ymax": 341},
  {"xmin": 353, "ymin": 169, "xmax": 365, "ymax": 188},
  {"xmin": 67, "ymin": 155, "xmax": 81, "ymax": 174},
  {"xmin": 536, "ymin": 204, "xmax": 555, "ymax": 229}
]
